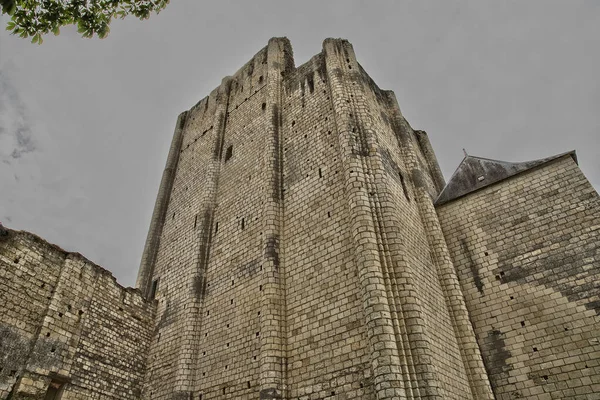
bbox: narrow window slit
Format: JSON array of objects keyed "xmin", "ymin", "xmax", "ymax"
[
  {"xmin": 225, "ymin": 145, "xmax": 233, "ymax": 162},
  {"xmin": 150, "ymin": 278, "xmax": 159, "ymax": 300}
]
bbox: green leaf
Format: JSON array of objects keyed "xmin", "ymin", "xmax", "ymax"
[
  {"xmin": 1, "ymin": 0, "xmax": 17, "ymax": 16},
  {"xmin": 4, "ymin": 0, "xmax": 171, "ymax": 41}
]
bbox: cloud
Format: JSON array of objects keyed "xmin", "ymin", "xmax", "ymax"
[{"xmin": 0, "ymin": 71, "xmax": 37, "ymax": 161}]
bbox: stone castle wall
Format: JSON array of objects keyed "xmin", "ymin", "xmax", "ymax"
[
  {"xmin": 0, "ymin": 229, "xmax": 154, "ymax": 400},
  {"xmin": 437, "ymin": 155, "xmax": 600, "ymax": 399}
]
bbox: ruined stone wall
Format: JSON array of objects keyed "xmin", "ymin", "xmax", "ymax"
[
  {"xmin": 0, "ymin": 229, "xmax": 154, "ymax": 400},
  {"xmin": 437, "ymin": 155, "xmax": 600, "ymax": 399}
]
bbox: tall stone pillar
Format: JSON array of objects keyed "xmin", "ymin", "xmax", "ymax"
[
  {"xmin": 137, "ymin": 111, "xmax": 188, "ymax": 297},
  {"xmin": 257, "ymin": 37, "xmax": 291, "ymax": 400}
]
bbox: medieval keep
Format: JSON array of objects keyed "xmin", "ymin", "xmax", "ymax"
[{"xmin": 1, "ymin": 38, "xmax": 599, "ymax": 400}]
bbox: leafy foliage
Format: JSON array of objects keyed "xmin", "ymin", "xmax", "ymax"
[{"xmin": 1, "ymin": 0, "xmax": 169, "ymax": 44}]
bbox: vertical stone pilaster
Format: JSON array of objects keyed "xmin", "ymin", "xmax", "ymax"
[
  {"xmin": 387, "ymin": 93, "xmax": 494, "ymax": 399},
  {"xmin": 323, "ymin": 38, "xmax": 408, "ymax": 400},
  {"xmin": 258, "ymin": 37, "xmax": 290, "ymax": 400},
  {"xmin": 173, "ymin": 78, "xmax": 232, "ymax": 399},
  {"xmin": 137, "ymin": 111, "xmax": 189, "ymax": 297}
]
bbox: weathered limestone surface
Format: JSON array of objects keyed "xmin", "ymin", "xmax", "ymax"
[
  {"xmin": 438, "ymin": 155, "xmax": 600, "ymax": 399},
  {"xmin": 0, "ymin": 229, "xmax": 155, "ymax": 400},
  {"xmin": 2, "ymin": 37, "xmax": 598, "ymax": 400},
  {"xmin": 138, "ymin": 38, "xmax": 494, "ymax": 399}
]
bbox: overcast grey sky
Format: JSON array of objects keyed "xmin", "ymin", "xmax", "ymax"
[{"xmin": 1, "ymin": 1, "xmax": 598, "ymax": 287}]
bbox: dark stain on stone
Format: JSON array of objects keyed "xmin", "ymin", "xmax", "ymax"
[
  {"xmin": 307, "ymin": 72, "xmax": 314, "ymax": 94},
  {"xmin": 460, "ymin": 239, "xmax": 484, "ymax": 294},
  {"xmin": 527, "ymin": 371, "xmax": 551, "ymax": 386},
  {"xmin": 155, "ymin": 300, "xmax": 174, "ymax": 331},
  {"xmin": 512, "ymin": 215, "xmax": 530, "ymax": 226},
  {"xmin": 29, "ymin": 337, "xmax": 69, "ymax": 371},
  {"xmin": 0, "ymin": 324, "xmax": 31, "ymax": 377},
  {"xmin": 246, "ymin": 59, "xmax": 255, "ymax": 78},
  {"xmin": 192, "ymin": 275, "xmax": 205, "ymax": 299},
  {"xmin": 178, "ymin": 112, "xmax": 188, "ymax": 129},
  {"xmin": 193, "ymin": 208, "xmax": 214, "ymax": 300},
  {"xmin": 542, "ymin": 188, "xmax": 560, "ymax": 199},
  {"xmin": 315, "ymin": 54, "xmax": 327, "ymax": 83},
  {"xmin": 281, "ymin": 39, "xmax": 295, "ymax": 74},
  {"xmin": 271, "ymin": 104, "xmax": 282, "ymax": 202},
  {"xmin": 344, "ymin": 320, "xmax": 361, "ymax": 331},
  {"xmin": 411, "ymin": 169, "xmax": 427, "ymax": 189},
  {"xmin": 0, "ymin": 224, "xmax": 9, "ymax": 241},
  {"xmin": 213, "ymin": 112, "xmax": 226, "ymax": 161},
  {"xmin": 330, "ymin": 67, "xmax": 343, "ymax": 81},
  {"xmin": 379, "ymin": 148, "xmax": 404, "ymax": 185},
  {"xmin": 348, "ymin": 121, "xmax": 370, "ymax": 158},
  {"xmin": 265, "ymin": 235, "xmax": 280, "ymax": 268},
  {"xmin": 496, "ymin": 246, "xmax": 600, "ymax": 314},
  {"xmin": 386, "ymin": 110, "xmax": 411, "ymax": 147},
  {"xmin": 260, "ymin": 48, "xmax": 268, "ymax": 66},
  {"xmin": 351, "ymin": 147, "xmax": 370, "ymax": 157},
  {"xmin": 342, "ymin": 45, "xmax": 349, "ymax": 60},
  {"xmin": 260, "ymin": 388, "xmax": 282, "ymax": 399},
  {"xmin": 482, "ymin": 329, "xmax": 512, "ymax": 377},
  {"xmin": 579, "ymin": 191, "xmax": 597, "ymax": 201},
  {"xmin": 380, "ymin": 110, "xmax": 391, "ymax": 127},
  {"xmin": 172, "ymin": 391, "xmax": 193, "ymax": 400},
  {"xmin": 237, "ymin": 258, "xmax": 260, "ymax": 278},
  {"xmin": 585, "ymin": 300, "xmax": 600, "ymax": 313}
]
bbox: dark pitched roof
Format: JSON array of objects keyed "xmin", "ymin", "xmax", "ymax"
[{"xmin": 434, "ymin": 151, "xmax": 577, "ymax": 206}]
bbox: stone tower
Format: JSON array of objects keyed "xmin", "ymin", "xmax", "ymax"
[{"xmin": 136, "ymin": 37, "xmax": 494, "ymax": 399}]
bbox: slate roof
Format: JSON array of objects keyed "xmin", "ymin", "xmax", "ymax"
[{"xmin": 434, "ymin": 151, "xmax": 577, "ymax": 206}]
